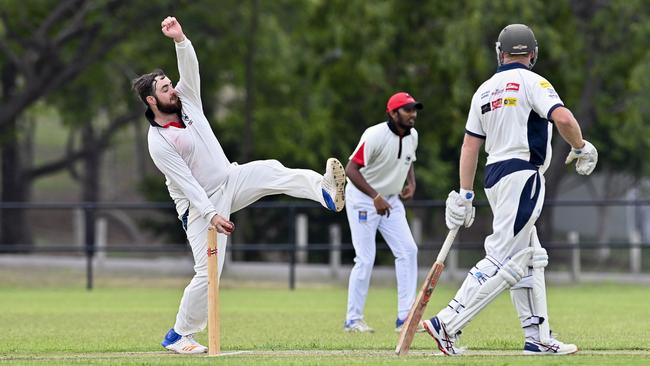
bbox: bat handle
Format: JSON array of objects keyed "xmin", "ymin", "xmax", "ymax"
[{"xmin": 435, "ymin": 228, "xmax": 459, "ymax": 263}]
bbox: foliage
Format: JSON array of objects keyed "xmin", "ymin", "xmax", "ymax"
[{"xmin": 1, "ymin": 0, "xmax": 650, "ymax": 243}]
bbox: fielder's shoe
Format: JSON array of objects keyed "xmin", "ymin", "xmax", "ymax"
[
  {"xmin": 523, "ymin": 337, "xmax": 578, "ymax": 355},
  {"xmin": 395, "ymin": 317, "xmax": 426, "ymax": 333},
  {"xmin": 422, "ymin": 316, "xmax": 463, "ymax": 356},
  {"xmin": 161, "ymin": 328, "xmax": 208, "ymax": 354},
  {"xmin": 321, "ymin": 158, "xmax": 346, "ymax": 212},
  {"xmin": 344, "ymin": 319, "xmax": 374, "ymax": 333}
]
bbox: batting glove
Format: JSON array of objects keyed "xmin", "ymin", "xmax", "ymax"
[
  {"xmin": 445, "ymin": 189, "xmax": 475, "ymax": 230},
  {"xmin": 564, "ymin": 140, "xmax": 598, "ymax": 175}
]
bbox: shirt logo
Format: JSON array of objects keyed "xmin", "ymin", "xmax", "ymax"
[
  {"xmin": 358, "ymin": 210, "xmax": 368, "ymax": 222},
  {"xmin": 480, "ymin": 91, "xmax": 490, "ymax": 99},
  {"xmin": 481, "ymin": 103, "xmax": 491, "ymax": 114},
  {"xmin": 539, "ymin": 80, "xmax": 552, "ymax": 89},
  {"xmin": 404, "ymin": 155, "xmax": 413, "ymax": 165},
  {"xmin": 182, "ymin": 112, "xmax": 193, "ymax": 125},
  {"xmin": 491, "ymin": 88, "xmax": 504, "ymax": 97},
  {"xmin": 505, "ymin": 82, "xmax": 520, "ymax": 91},
  {"xmin": 491, "ymin": 98, "xmax": 503, "ymax": 109},
  {"xmin": 503, "ymin": 97, "xmax": 518, "ymax": 106}
]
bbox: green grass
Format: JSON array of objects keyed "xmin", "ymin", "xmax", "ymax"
[{"xmin": 1, "ymin": 280, "xmax": 649, "ymax": 365}]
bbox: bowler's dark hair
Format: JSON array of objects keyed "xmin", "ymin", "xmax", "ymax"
[{"xmin": 131, "ymin": 69, "xmax": 166, "ymax": 106}]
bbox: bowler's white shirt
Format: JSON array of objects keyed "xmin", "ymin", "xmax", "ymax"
[
  {"xmin": 147, "ymin": 38, "xmax": 230, "ymax": 221},
  {"xmin": 465, "ymin": 63, "xmax": 564, "ymax": 173}
]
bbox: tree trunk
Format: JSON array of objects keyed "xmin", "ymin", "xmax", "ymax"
[
  {"xmin": 233, "ymin": 0, "xmax": 260, "ymax": 262},
  {"xmin": 0, "ymin": 62, "xmax": 33, "ymax": 249},
  {"xmin": 0, "ymin": 123, "xmax": 33, "ymax": 248},
  {"xmin": 81, "ymin": 124, "xmax": 100, "ymax": 202}
]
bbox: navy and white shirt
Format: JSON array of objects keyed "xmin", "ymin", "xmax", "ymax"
[{"xmin": 465, "ymin": 63, "xmax": 563, "ymax": 174}]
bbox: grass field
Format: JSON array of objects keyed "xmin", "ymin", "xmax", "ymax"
[{"xmin": 1, "ymin": 274, "xmax": 649, "ymax": 366}]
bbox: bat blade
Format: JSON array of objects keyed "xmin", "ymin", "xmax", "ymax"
[
  {"xmin": 395, "ymin": 262, "xmax": 444, "ymax": 356},
  {"xmin": 395, "ymin": 228, "xmax": 458, "ymax": 356}
]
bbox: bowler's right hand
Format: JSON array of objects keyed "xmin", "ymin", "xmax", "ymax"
[
  {"xmin": 210, "ymin": 214, "xmax": 235, "ymax": 235},
  {"xmin": 161, "ymin": 16, "xmax": 185, "ymax": 42}
]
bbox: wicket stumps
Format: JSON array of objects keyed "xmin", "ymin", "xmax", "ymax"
[{"xmin": 207, "ymin": 227, "xmax": 220, "ymax": 356}]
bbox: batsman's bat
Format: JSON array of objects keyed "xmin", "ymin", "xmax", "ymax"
[
  {"xmin": 207, "ymin": 227, "xmax": 220, "ymax": 356},
  {"xmin": 395, "ymin": 227, "xmax": 459, "ymax": 356}
]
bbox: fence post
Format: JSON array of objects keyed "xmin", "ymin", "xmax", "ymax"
[
  {"xmin": 84, "ymin": 204, "xmax": 96, "ymax": 291},
  {"xmin": 95, "ymin": 217, "xmax": 108, "ymax": 265},
  {"xmin": 296, "ymin": 214, "xmax": 308, "ymax": 264},
  {"xmin": 329, "ymin": 224, "xmax": 341, "ymax": 280},
  {"xmin": 74, "ymin": 208, "xmax": 84, "ymax": 248},
  {"xmin": 568, "ymin": 231, "xmax": 580, "ymax": 283},
  {"xmin": 630, "ymin": 230, "xmax": 642, "ymax": 274},
  {"xmin": 288, "ymin": 207, "xmax": 296, "ymax": 290},
  {"xmin": 447, "ymin": 242, "xmax": 459, "ymax": 280},
  {"xmin": 410, "ymin": 216, "xmax": 422, "ymax": 246}
]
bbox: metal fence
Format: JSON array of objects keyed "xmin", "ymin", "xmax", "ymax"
[{"xmin": 0, "ymin": 199, "xmax": 649, "ymax": 289}]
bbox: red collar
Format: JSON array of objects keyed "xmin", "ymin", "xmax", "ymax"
[{"xmin": 160, "ymin": 121, "xmax": 185, "ymax": 129}]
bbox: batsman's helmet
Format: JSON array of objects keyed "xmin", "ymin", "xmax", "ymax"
[{"xmin": 495, "ymin": 24, "xmax": 538, "ymax": 68}]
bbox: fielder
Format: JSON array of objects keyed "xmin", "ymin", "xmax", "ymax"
[
  {"xmin": 344, "ymin": 92, "xmax": 421, "ymax": 333},
  {"xmin": 422, "ymin": 24, "xmax": 598, "ymax": 356},
  {"xmin": 132, "ymin": 17, "xmax": 346, "ymax": 354}
]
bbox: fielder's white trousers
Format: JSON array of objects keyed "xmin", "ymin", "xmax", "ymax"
[
  {"xmin": 174, "ymin": 159, "xmax": 326, "ymax": 335},
  {"xmin": 345, "ymin": 184, "xmax": 418, "ymax": 323}
]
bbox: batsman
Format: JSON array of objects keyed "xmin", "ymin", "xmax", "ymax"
[
  {"xmin": 422, "ymin": 24, "xmax": 598, "ymax": 356},
  {"xmin": 132, "ymin": 16, "xmax": 346, "ymax": 354}
]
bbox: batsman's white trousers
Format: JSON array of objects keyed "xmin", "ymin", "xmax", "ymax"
[
  {"xmin": 345, "ymin": 184, "xmax": 418, "ymax": 323},
  {"xmin": 438, "ymin": 165, "xmax": 546, "ymax": 333},
  {"xmin": 174, "ymin": 159, "xmax": 327, "ymax": 335}
]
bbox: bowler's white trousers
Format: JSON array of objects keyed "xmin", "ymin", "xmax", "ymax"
[
  {"xmin": 174, "ymin": 159, "xmax": 326, "ymax": 335},
  {"xmin": 345, "ymin": 184, "xmax": 418, "ymax": 323}
]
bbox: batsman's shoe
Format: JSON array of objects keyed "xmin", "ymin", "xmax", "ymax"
[
  {"xmin": 395, "ymin": 317, "xmax": 426, "ymax": 333},
  {"xmin": 161, "ymin": 328, "xmax": 207, "ymax": 354},
  {"xmin": 321, "ymin": 158, "xmax": 346, "ymax": 212},
  {"xmin": 344, "ymin": 319, "xmax": 374, "ymax": 333},
  {"xmin": 422, "ymin": 317, "xmax": 464, "ymax": 356},
  {"xmin": 523, "ymin": 337, "xmax": 578, "ymax": 355}
]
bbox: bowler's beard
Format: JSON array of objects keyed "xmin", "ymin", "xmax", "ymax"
[{"xmin": 156, "ymin": 95, "xmax": 182, "ymax": 114}]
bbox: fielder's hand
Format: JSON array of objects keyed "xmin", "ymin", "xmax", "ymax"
[
  {"xmin": 210, "ymin": 214, "xmax": 235, "ymax": 235},
  {"xmin": 445, "ymin": 190, "xmax": 475, "ymax": 230},
  {"xmin": 565, "ymin": 140, "xmax": 598, "ymax": 175},
  {"xmin": 373, "ymin": 194, "xmax": 392, "ymax": 217},
  {"xmin": 399, "ymin": 183, "xmax": 415, "ymax": 201},
  {"xmin": 161, "ymin": 16, "xmax": 185, "ymax": 42}
]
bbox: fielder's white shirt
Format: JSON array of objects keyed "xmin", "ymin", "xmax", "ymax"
[
  {"xmin": 465, "ymin": 63, "xmax": 564, "ymax": 173},
  {"xmin": 348, "ymin": 121, "xmax": 417, "ymax": 196},
  {"xmin": 147, "ymin": 38, "xmax": 230, "ymax": 221}
]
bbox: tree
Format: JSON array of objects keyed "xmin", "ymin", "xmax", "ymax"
[{"xmin": 0, "ymin": 0, "xmax": 177, "ymax": 246}]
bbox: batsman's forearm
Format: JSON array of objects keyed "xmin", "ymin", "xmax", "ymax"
[{"xmin": 459, "ymin": 145, "xmax": 479, "ymax": 191}]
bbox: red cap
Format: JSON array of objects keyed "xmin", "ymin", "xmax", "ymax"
[{"xmin": 386, "ymin": 92, "xmax": 423, "ymax": 112}]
